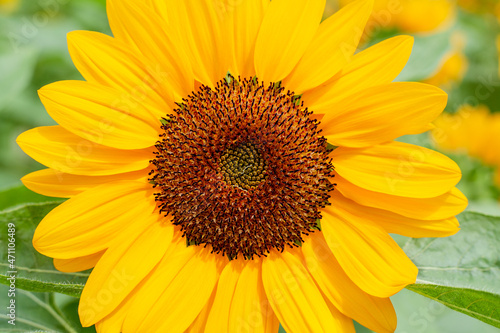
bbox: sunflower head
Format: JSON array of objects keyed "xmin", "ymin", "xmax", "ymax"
[{"xmin": 150, "ymin": 76, "xmax": 334, "ymax": 259}]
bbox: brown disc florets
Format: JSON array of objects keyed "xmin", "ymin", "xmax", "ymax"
[{"xmin": 150, "ymin": 76, "xmax": 334, "ymax": 259}]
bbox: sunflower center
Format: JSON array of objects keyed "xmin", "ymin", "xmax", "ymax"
[
  {"xmin": 220, "ymin": 142, "xmax": 267, "ymax": 190},
  {"xmin": 150, "ymin": 76, "xmax": 334, "ymax": 259}
]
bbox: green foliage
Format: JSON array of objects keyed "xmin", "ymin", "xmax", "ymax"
[
  {"xmin": 448, "ymin": 154, "xmax": 500, "ymax": 202},
  {"xmin": 395, "ymin": 29, "xmax": 453, "ymax": 82},
  {"xmin": 0, "ymin": 284, "xmax": 95, "ymax": 332},
  {"xmin": 0, "ymin": 0, "xmax": 108, "ymax": 188},
  {"xmin": 447, "ymin": 10, "xmax": 500, "ymax": 112},
  {"xmin": 0, "ymin": 185, "xmax": 64, "ymax": 211},
  {"xmin": 407, "ymin": 284, "xmax": 500, "ymax": 329},
  {"xmin": 404, "ymin": 212, "xmax": 500, "ymax": 328},
  {"xmin": 0, "ymin": 47, "xmax": 38, "ymax": 112},
  {"xmin": 0, "ymin": 202, "xmax": 88, "ymax": 298}
]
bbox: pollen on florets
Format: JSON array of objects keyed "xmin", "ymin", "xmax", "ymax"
[{"xmin": 149, "ymin": 76, "xmax": 334, "ymax": 259}]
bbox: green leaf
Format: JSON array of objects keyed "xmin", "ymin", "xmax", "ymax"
[
  {"xmin": 0, "ymin": 185, "xmax": 64, "ymax": 211},
  {"xmin": 0, "ymin": 285, "xmax": 95, "ymax": 332},
  {"xmin": 57, "ymin": 293, "xmax": 97, "ymax": 333},
  {"xmin": 404, "ymin": 211, "xmax": 500, "ymax": 328},
  {"xmin": 467, "ymin": 201, "xmax": 500, "ymax": 217},
  {"xmin": 407, "ymin": 284, "xmax": 500, "ymax": 328},
  {"xmin": 0, "ymin": 202, "xmax": 89, "ymax": 297}
]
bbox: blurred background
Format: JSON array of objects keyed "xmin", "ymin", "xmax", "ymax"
[{"xmin": 0, "ymin": 0, "xmax": 499, "ymax": 332}]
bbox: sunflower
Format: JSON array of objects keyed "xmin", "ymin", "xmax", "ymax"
[{"xmin": 17, "ymin": 0, "xmax": 467, "ymax": 332}]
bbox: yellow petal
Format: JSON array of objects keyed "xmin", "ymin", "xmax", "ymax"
[
  {"xmin": 107, "ymin": 0, "xmax": 194, "ymax": 101},
  {"xmin": 231, "ymin": 0, "xmax": 269, "ymax": 77},
  {"xmin": 205, "ymin": 260, "xmax": 244, "ymax": 332},
  {"xmin": 95, "ymin": 285, "xmax": 136, "ymax": 333},
  {"xmin": 322, "ymin": 205, "xmax": 418, "ymax": 297},
  {"xmin": 229, "ymin": 260, "xmax": 280, "ymax": 333},
  {"xmin": 21, "ymin": 168, "xmax": 149, "ymax": 198},
  {"xmin": 320, "ymin": 83, "xmax": 447, "ymax": 147},
  {"xmin": 335, "ymin": 175, "xmax": 468, "ymax": 220},
  {"xmin": 122, "ymin": 236, "xmax": 225, "ymax": 332},
  {"xmin": 79, "ymin": 218, "xmax": 174, "ymax": 326},
  {"xmin": 53, "ymin": 250, "xmax": 105, "ymax": 273},
  {"xmin": 303, "ymin": 232, "xmax": 397, "ymax": 333},
  {"xmin": 185, "ymin": 288, "xmax": 216, "ymax": 333},
  {"xmin": 67, "ymin": 30, "xmax": 171, "ymax": 116},
  {"xmin": 254, "ymin": 0, "xmax": 325, "ymax": 83},
  {"xmin": 330, "ymin": 190, "xmax": 460, "ymax": 238},
  {"xmin": 39, "ymin": 81, "xmax": 160, "ymax": 150},
  {"xmin": 285, "ymin": 0, "xmax": 373, "ymax": 93},
  {"xmin": 322, "ymin": 295, "xmax": 356, "ymax": 333},
  {"xmin": 17, "ymin": 126, "xmax": 152, "ymax": 176},
  {"xmin": 303, "ymin": 35, "xmax": 414, "ymax": 113},
  {"xmin": 151, "ymin": 0, "xmax": 232, "ymax": 87},
  {"xmin": 206, "ymin": 259, "xmax": 279, "ymax": 333},
  {"xmin": 262, "ymin": 249, "xmax": 351, "ymax": 332},
  {"xmin": 33, "ymin": 181, "xmax": 155, "ymax": 259},
  {"xmin": 332, "ymin": 141, "xmax": 462, "ymax": 198}
]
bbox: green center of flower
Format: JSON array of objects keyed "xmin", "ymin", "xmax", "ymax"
[
  {"xmin": 150, "ymin": 76, "xmax": 334, "ymax": 259},
  {"xmin": 220, "ymin": 142, "xmax": 267, "ymax": 190}
]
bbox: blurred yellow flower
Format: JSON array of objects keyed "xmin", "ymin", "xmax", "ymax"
[
  {"xmin": 0, "ymin": 0, "xmax": 19, "ymax": 13},
  {"xmin": 432, "ymin": 106, "xmax": 500, "ymax": 184},
  {"xmin": 340, "ymin": 0, "xmax": 455, "ymax": 34},
  {"xmin": 424, "ymin": 32, "xmax": 468, "ymax": 90}
]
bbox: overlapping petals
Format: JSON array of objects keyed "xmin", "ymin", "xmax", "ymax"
[
  {"xmin": 205, "ymin": 260, "xmax": 280, "ymax": 332},
  {"xmin": 67, "ymin": 31, "xmax": 173, "ymax": 115},
  {"xmin": 284, "ymin": 0, "xmax": 373, "ymax": 93},
  {"xmin": 38, "ymin": 81, "xmax": 161, "ymax": 150},
  {"xmin": 106, "ymin": 0, "xmax": 194, "ymax": 100},
  {"xmin": 254, "ymin": 0, "xmax": 326, "ymax": 82},
  {"xmin": 302, "ymin": 232, "xmax": 397, "ymax": 333},
  {"xmin": 331, "ymin": 142, "xmax": 461, "ymax": 198},
  {"xmin": 79, "ymin": 219, "xmax": 173, "ymax": 325},
  {"xmin": 318, "ymin": 83, "xmax": 447, "ymax": 147},
  {"xmin": 302, "ymin": 35, "xmax": 414, "ymax": 112},
  {"xmin": 121, "ymin": 237, "xmax": 226, "ymax": 332},
  {"xmin": 17, "ymin": 126, "xmax": 153, "ymax": 176},
  {"xmin": 33, "ymin": 181, "xmax": 155, "ymax": 258},
  {"xmin": 262, "ymin": 249, "xmax": 355, "ymax": 332}
]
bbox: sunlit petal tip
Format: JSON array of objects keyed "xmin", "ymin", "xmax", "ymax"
[
  {"xmin": 32, "ymin": 229, "xmax": 45, "ymax": 254},
  {"xmin": 66, "ymin": 29, "xmax": 89, "ymax": 46},
  {"xmin": 53, "ymin": 251, "xmax": 105, "ymax": 273},
  {"xmin": 322, "ymin": 206, "xmax": 419, "ymax": 297},
  {"xmin": 392, "ymin": 35, "xmax": 415, "ymax": 51}
]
